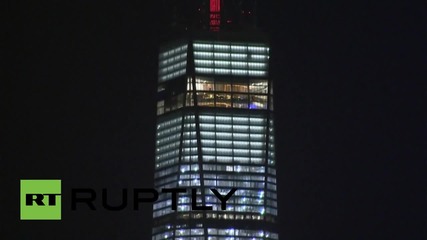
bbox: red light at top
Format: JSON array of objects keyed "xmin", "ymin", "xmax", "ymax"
[
  {"xmin": 210, "ymin": 0, "xmax": 221, "ymax": 31},
  {"xmin": 210, "ymin": 0, "xmax": 220, "ymax": 13}
]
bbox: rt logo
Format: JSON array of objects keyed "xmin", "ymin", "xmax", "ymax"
[{"xmin": 20, "ymin": 180, "xmax": 61, "ymax": 220}]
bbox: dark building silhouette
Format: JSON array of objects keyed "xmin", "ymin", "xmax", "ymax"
[{"xmin": 153, "ymin": 1, "xmax": 278, "ymax": 239}]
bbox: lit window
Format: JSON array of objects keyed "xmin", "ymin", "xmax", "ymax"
[
  {"xmin": 215, "ymin": 93, "xmax": 232, "ymax": 108},
  {"xmin": 249, "ymin": 80, "xmax": 268, "ymax": 93},
  {"xmin": 232, "ymin": 94, "xmax": 248, "ymax": 109},
  {"xmin": 215, "ymin": 82, "xmax": 232, "ymax": 92},
  {"xmin": 157, "ymin": 100, "xmax": 165, "ymax": 115},
  {"xmin": 195, "ymin": 78, "xmax": 215, "ymax": 91},
  {"xmin": 232, "ymin": 83, "xmax": 248, "ymax": 93},
  {"xmin": 197, "ymin": 92, "xmax": 215, "ymax": 107},
  {"xmin": 249, "ymin": 95, "xmax": 268, "ymax": 110}
]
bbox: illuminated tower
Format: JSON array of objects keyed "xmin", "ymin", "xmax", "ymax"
[{"xmin": 153, "ymin": 1, "xmax": 278, "ymax": 239}]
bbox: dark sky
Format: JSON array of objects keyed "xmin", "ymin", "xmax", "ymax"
[{"xmin": 2, "ymin": 1, "xmax": 424, "ymax": 239}]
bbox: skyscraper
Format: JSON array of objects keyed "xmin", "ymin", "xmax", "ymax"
[{"xmin": 153, "ymin": 1, "xmax": 278, "ymax": 239}]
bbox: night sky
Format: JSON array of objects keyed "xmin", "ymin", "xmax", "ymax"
[{"xmin": 2, "ymin": 1, "xmax": 424, "ymax": 239}]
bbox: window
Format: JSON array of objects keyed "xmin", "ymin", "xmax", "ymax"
[
  {"xmin": 215, "ymin": 93, "xmax": 231, "ymax": 108},
  {"xmin": 186, "ymin": 93, "xmax": 194, "ymax": 106},
  {"xmin": 187, "ymin": 78, "xmax": 193, "ymax": 91},
  {"xmin": 195, "ymin": 78, "xmax": 214, "ymax": 91},
  {"xmin": 157, "ymin": 100, "xmax": 164, "ymax": 115},
  {"xmin": 170, "ymin": 96, "xmax": 178, "ymax": 110},
  {"xmin": 177, "ymin": 93, "xmax": 184, "ymax": 109},
  {"xmin": 232, "ymin": 83, "xmax": 248, "ymax": 93},
  {"xmin": 215, "ymin": 82, "xmax": 232, "ymax": 92},
  {"xmin": 157, "ymin": 85, "xmax": 165, "ymax": 92},
  {"xmin": 232, "ymin": 94, "xmax": 248, "ymax": 108},
  {"xmin": 249, "ymin": 95, "xmax": 267, "ymax": 109},
  {"xmin": 197, "ymin": 92, "xmax": 215, "ymax": 107},
  {"xmin": 249, "ymin": 80, "xmax": 268, "ymax": 93}
]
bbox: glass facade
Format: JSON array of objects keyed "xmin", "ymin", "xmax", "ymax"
[
  {"xmin": 159, "ymin": 44, "xmax": 188, "ymax": 82},
  {"xmin": 193, "ymin": 42, "xmax": 269, "ymax": 77},
  {"xmin": 185, "ymin": 77, "xmax": 269, "ymax": 110},
  {"xmin": 154, "ymin": 38, "xmax": 277, "ymax": 239},
  {"xmin": 153, "ymin": 225, "xmax": 278, "ymax": 240}
]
